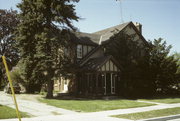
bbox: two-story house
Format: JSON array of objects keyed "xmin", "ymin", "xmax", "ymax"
[{"xmin": 54, "ymin": 21, "xmax": 148, "ymax": 96}]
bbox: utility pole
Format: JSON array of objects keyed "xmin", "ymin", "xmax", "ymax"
[{"xmin": 116, "ymin": 0, "xmax": 124, "ymax": 23}]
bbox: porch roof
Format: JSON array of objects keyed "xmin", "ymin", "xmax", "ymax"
[{"xmin": 81, "ymin": 55, "xmax": 120, "ymax": 72}]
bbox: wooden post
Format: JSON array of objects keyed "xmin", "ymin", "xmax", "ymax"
[{"xmin": 95, "ymin": 73, "xmax": 98, "ymax": 95}]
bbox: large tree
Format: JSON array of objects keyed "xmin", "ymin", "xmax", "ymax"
[
  {"xmin": 104, "ymin": 31, "xmax": 151, "ymax": 97},
  {"xmin": 105, "ymin": 31, "xmax": 179, "ymax": 97},
  {"xmin": 174, "ymin": 52, "xmax": 180, "ymax": 73},
  {"xmin": 0, "ymin": 9, "xmax": 19, "ymax": 87},
  {"xmin": 148, "ymin": 38, "xmax": 179, "ymax": 94},
  {"xmin": 16, "ymin": 0, "xmax": 79, "ymax": 97}
]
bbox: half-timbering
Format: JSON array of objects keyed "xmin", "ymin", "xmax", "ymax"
[{"xmin": 54, "ymin": 21, "xmax": 148, "ymax": 96}]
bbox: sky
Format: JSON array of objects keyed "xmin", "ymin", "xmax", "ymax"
[{"xmin": 0, "ymin": 0, "xmax": 180, "ymax": 53}]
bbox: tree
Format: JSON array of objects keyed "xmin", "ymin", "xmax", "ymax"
[
  {"xmin": 16, "ymin": 0, "xmax": 79, "ymax": 97},
  {"xmin": 0, "ymin": 9, "xmax": 19, "ymax": 88},
  {"xmin": 148, "ymin": 38, "xmax": 179, "ymax": 94},
  {"xmin": 104, "ymin": 31, "xmax": 150, "ymax": 97},
  {"xmin": 105, "ymin": 32, "xmax": 179, "ymax": 97},
  {"xmin": 173, "ymin": 52, "xmax": 180, "ymax": 73}
]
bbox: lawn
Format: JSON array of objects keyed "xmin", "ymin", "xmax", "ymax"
[
  {"xmin": 0, "ymin": 105, "xmax": 30, "ymax": 119},
  {"xmin": 141, "ymin": 98, "xmax": 180, "ymax": 104},
  {"xmin": 39, "ymin": 98, "xmax": 155, "ymax": 112},
  {"xmin": 112, "ymin": 107, "xmax": 180, "ymax": 120}
]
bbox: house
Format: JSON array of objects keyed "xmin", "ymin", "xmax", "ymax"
[{"xmin": 54, "ymin": 21, "xmax": 148, "ymax": 96}]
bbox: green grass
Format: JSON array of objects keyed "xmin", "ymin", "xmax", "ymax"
[
  {"xmin": 39, "ymin": 98, "xmax": 155, "ymax": 112},
  {"xmin": 112, "ymin": 107, "xmax": 180, "ymax": 120},
  {"xmin": 141, "ymin": 98, "xmax": 180, "ymax": 104},
  {"xmin": 0, "ymin": 105, "xmax": 30, "ymax": 119}
]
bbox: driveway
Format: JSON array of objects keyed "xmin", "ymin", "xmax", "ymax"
[{"xmin": 0, "ymin": 91, "xmax": 77, "ymax": 116}]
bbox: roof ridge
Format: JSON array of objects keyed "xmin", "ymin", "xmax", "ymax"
[{"xmin": 92, "ymin": 21, "xmax": 131, "ymax": 35}]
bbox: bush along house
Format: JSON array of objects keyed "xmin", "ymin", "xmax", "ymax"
[{"xmin": 54, "ymin": 21, "xmax": 148, "ymax": 96}]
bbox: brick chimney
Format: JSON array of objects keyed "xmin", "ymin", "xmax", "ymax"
[{"xmin": 134, "ymin": 22, "xmax": 142, "ymax": 34}]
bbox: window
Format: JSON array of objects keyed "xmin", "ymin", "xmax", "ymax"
[
  {"xmin": 77, "ymin": 44, "xmax": 82, "ymax": 58},
  {"xmin": 64, "ymin": 48, "xmax": 69, "ymax": 56},
  {"xmin": 83, "ymin": 45, "xmax": 88, "ymax": 56}
]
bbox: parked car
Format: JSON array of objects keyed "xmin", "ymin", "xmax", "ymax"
[{"xmin": 4, "ymin": 82, "xmax": 21, "ymax": 94}]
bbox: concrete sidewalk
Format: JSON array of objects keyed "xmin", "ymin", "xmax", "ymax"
[
  {"xmin": 1, "ymin": 103, "xmax": 180, "ymax": 121},
  {"xmin": 1, "ymin": 91, "xmax": 180, "ymax": 121},
  {"xmin": 1, "ymin": 114, "xmax": 131, "ymax": 121},
  {"xmin": 88, "ymin": 103, "xmax": 180, "ymax": 116}
]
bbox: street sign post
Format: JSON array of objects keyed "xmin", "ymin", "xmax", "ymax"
[{"xmin": 2, "ymin": 56, "xmax": 22, "ymax": 121}]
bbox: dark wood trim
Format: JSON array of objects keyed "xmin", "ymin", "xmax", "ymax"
[
  {"xmin": 104, "ymin": 73, "xmax": 106, "ymax": 95},
  {"xmin": 96, "ymin": 74, "xmax": 98, "ymax": 94},
  {"xmin": 113, "ymin": 63, "xmax": 115, "ymax": 72},
  {"xmin": 82, "ymin": 44, "xmax": 84, "ymax": 57},
  {"xmin": 100, "ymin": 71, "xmax": 120, "ymax": 73},
  {"xmin": 79, "ymin": 45, "xmax": 101, "ymax": 64},
  {"xmin": 109, "ymin": 60, "xmax": 110, "ymax": 71}
]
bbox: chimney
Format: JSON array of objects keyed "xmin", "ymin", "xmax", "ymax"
[{"xmin": 134, "ymin": 22, "xmax": 142, "ymax": 34}]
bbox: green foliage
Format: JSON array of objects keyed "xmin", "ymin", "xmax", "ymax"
[
  {"xmin": 173, "ymin": 52, "xmax": 180, "ymax": 73},
  {"xmin": 15, "ymin": 0, "xmax": 79, "ymax": 97},
  {"xmin": 105, "ymin": 31, "xmax": 150, "ymax": 97},
  {"xmin": 105, "ymin": 31, "xmax": 179, "ymax": 97},
  {"xmin": 0, "ymin": 9, "xmax": 19, "ymax": 88},
  {"xmin": 148, "ymin": 38, "xmax": 179, "ymax": 95},
  {"xmin": 10, "ymin": 67, "xmax": 23, "ymax": 83}
]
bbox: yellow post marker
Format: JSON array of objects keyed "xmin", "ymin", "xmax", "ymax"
[{"xmin": 2, "ymin": 56, "xmax": 22, "ymax": 121}]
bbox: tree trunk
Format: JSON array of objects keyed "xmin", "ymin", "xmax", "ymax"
[{"xmin": 46, "ymin": 73, "xmax": 54, "ymax": 98}]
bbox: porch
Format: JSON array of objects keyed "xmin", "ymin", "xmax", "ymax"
[{"xmin": 77, "ymin": 72, "xmax": 120, "ymax": 96}]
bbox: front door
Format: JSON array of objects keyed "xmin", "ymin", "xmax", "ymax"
[
  {"xmin": 102, "ymin": 73, "xmax": 117, "ymax": 95},
  {"xmin": 111, "ymin": 74, "xmax": 117, "ymax": 94},
  {"xmin": 106, "ymin": 73, "xmax": 111, "ymax": 95}
]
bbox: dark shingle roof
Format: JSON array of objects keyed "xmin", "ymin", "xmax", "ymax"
[
  {"xmin": 71, "ymin": 22, "xmax": 131, "ymax": 45},
  {"xmin": 75, "ymin": 32, "xmax": 100, "ymax": 44},
  {"xmin": 70, "ymin": 32, "xmax": 100, "ymax": 45},
  {"xmin": 81, "ymin": 56, "xmax": 112, "ymax": 71},
  {"xmin": 93, "ymin": 22, "xmax": 130, "ymax": 44},
  {"xmin": 93, "ymin": 22, "xmax": 130, "ymax": 35}
]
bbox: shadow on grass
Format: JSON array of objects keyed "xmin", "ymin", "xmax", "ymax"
[
  {"xmin": 41, "ymin": 93, "xmax": 139, "ymax": 101},
  {"xmin": 41, "ymin": 92, "xmax": 180, "ymax": 101},
  {"xmin": 139, "ymin": 94, "xmax": 180, "ymax": 100}
]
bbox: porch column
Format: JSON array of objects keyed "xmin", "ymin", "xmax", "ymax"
[
  {"xmin": 95, "ymin": 73, "xmax": 98, "ymax": 95},
  {"xmin": 104, "ymin": 73, "xmax": 106, "ymax": 95},
  {"xmin": 87, "ymin": 73, "xmax": 90, "ymax": 94}
]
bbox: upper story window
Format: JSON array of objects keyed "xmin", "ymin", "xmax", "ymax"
[
  {"xmin": 77, "ymin": 44, "xmax": 82, "ymax": 59},
  {"xmin": 64, "ymin": 48, "xmax": 69, "ymax": 57}
]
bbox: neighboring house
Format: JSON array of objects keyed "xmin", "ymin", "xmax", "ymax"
[{"xmin": 54, "ymin": 21, "xmax": 148, "ymax": 96}]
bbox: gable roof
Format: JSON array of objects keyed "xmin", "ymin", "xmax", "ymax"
[
  {"xmin": 81, "ymin": 55, "xmax": 121, "ymax": 71},
  {"xmin": 70, "ymin": 32, "xmax": 98, "ymax": 46},
  {"xmin": 94, "ymin": 22, "xmax": 130, "ymax": 35},
  {"xmin": 72, "ymin": 21, "xmax": 148, "ymax": 46},
  {"xmin": 79, "ymin": 45, "xmax": 103, "ymax": 65},
  {"xmin": 74, "ymin": 32, "xmax": 100, "ymax": 45},
  {"xmin": 71, "ymin": 22, "xmax": 131, "ymax": 45},
  {"xmin": 93, "ymin": 22, "xmax": 131, "ymax": 44}
]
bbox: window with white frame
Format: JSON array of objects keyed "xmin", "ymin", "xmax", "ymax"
[
  {"xmin": 77, "ymin": 44, "xmax": 82, "ymax": 58},
  {"xmin": 64, "ymin": 47, "xmax": 69, "ymax": 57}
]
